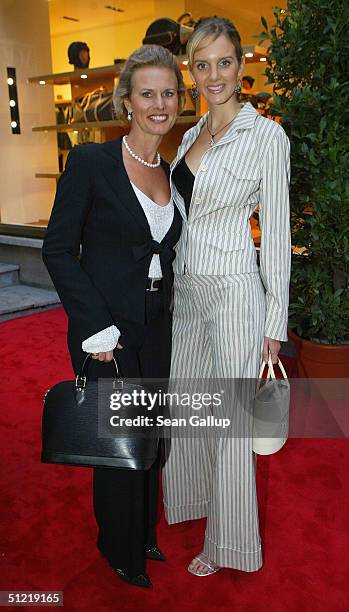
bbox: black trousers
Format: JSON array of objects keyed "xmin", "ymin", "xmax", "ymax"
[{"xmin": 67, "ymin": 290, "xmax": 171, "ymax": 575}]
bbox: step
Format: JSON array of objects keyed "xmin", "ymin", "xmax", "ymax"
[
  {"xmin": 0, "ymin": 284, "xmax": 60, "ymax": 316},
  {"xmin": 0, "ymin": 263, "xmax": 19, "ymax": 288}
]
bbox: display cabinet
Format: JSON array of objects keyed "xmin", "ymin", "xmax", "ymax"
[
  {"xmin": 28, "ymin": 59, "xmax": 201, "ymax": 180},
  {"xmin": 27, "ymin": 47, "xmax": 267, "ymax": 243}
]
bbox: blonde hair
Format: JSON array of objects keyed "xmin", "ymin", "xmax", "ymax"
[
  {"xmin": 113, "ymin": 45, "xmax": 186, "ymax": 122},
  {"xmin": 187, "ymin": 16, "xmax": 243, "ymax": 69}
]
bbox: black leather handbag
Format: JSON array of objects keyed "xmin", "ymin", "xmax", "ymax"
[
  {"xmin": 41, "ymin": 354, "xmax": 159, "ymax": 470},
  {"xmin": 69, "ymin": 87, "xmax": 114, "ymax": 123}
]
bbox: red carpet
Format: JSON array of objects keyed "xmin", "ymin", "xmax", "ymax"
[{"xmin": 0, "ymin": 307, "xmax": 348, "ymax": 611}]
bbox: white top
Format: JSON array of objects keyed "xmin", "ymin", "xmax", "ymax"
[
  {"xmin": 81, "ymin": 184, "xmax": 174, "ymax": 354},
  {"xmin": 131, "ymin": 182, "xmax": 174, "ymax": 278}
]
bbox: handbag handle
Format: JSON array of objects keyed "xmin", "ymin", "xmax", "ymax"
[
  {"xmin": 80, "ymin": 86, "xmax": 105, "ymax": 108},
  {"xmin": 75, "ymin": 353, "xmax": 121, "ymax": 390},
  {"xmin": 256, "ymin": 353, "xmax": 288, "ymax": 393}
]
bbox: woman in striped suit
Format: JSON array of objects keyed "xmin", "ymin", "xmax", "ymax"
[{"xmin": 162, "ymin": 17, "xmax": 291, "ymax": 576}]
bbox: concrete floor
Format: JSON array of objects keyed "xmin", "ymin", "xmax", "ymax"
[{"xmin": 0, "ymin": 284, "xmax": 60, "ymax": 322}]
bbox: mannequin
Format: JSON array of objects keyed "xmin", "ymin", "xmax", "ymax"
[{"xmin": 68, "ymin": 42, "xmax": 90, "ymax": 69}]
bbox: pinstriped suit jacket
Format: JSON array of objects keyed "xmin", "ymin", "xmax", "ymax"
[{"xmin": 169, "ymin": 101, "xmax": 291, "ymax": 342}]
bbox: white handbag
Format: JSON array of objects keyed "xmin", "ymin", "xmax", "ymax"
[{"xmin": 252, "ymin": 354, "xmax": 290, "ymax": 455}]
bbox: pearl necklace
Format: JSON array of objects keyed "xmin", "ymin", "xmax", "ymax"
[{"xmin": 123, "ymin": 135, "xmax": 161, "ymax": 168}]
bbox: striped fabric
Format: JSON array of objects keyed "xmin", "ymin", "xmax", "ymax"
[
  {"xmin": 163, "ymin": 272, "xmax": 266, "ymax": 571},
  {"xmin": 162, "ymin": 102, "xmax": 291, "ymax": 572},
  {"xmin": 169, "ymin": 101, "xmax": 291, "ymax": 341}
]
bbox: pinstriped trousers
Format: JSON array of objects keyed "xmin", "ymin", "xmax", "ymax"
[{"xmin": 162, "ymin": 271, "xmax": 266, "ymax": 572}]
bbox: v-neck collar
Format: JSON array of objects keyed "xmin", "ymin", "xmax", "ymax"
[
  {"xmin": 131, "ymin": 182, "xmax": 172, "ymax": 208},
  {"xmin": 101, "ymin": 137, "xmax": 170, "ymax": 234},
  {"xmin": 100, "ymin": 137, "xmax": 180, "ymax": 241},
  {"xmin": 177, "ymin": 101, "xmax": 259, "ymax": 154}
]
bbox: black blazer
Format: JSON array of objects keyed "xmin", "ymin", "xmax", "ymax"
[{"xmin": 42, "ymin": 137, "xmax": 182, "ymax": 342}]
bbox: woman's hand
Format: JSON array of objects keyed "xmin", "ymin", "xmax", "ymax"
[
  {"xmin": 263, "ymin": 337, "xmax": 280, "ymax": 364},
  {"xmin": 91, "ymin": 342, "xmax": 123, "ymax": 362}
]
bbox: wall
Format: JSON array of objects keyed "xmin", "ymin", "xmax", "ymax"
[
  {"xmin": 49, "ymin": 0, "xmax": 284, "ymax": 104},
  {"xmin": 0, "ymin": 0, "xmax": 58, "ymax": 226},
  {"xmin": 50, "ymin": 17, "xmax": 151, "ymax": 74},
  {"xmin": 185, "ymin": 0, "xmax": 287, "ymax": 43},
  {"xmin": 50, "ymin": 0, "xmax": 186, "ymax": 74}
]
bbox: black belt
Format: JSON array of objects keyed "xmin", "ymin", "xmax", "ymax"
[{"xmin": 146, "ymin": 278, "xmax": 163, "ymax": 292}]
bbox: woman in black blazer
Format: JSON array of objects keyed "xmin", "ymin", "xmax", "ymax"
[{"xmin": 42, "ymin": 45, "xmax": 184, "ymax": 588}]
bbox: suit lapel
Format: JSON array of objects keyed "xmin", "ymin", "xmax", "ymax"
[
  {"xmin": 169, "ymin": 183, "xmax": 187, "ymax": 221},
  {"xmin": 169, "ymin": 120, "xmax": 206, "ymax": 222},
  {"xmin": 172, "ymin": 102, "xmax": 259, "ymax": 171},
  {"xmin": 100, "ymin": 138, "xmax": 151, "ymax": 235},
  {"xmin": 215, "ymin": 102, "xmax": 258, "ymax": 146},
  {"xmin": 100, "ymin": 137, "xmax": 181, "ymax": 244},
  {"xmin": 171, "ymin": 114, "xmax": 207, "ymax": 173},
  {"xmin": 170, "ymin": 102, "xmax": 259, "ymax": 222}
]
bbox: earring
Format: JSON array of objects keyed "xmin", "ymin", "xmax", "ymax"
[
  {"xmin": 190, "ymin": 83, "xmax": 199, "ymax": 100},
  {"xmin": 127, "ymin": 110, "xmax": 132, "ymax": 121},
  {"xmin": 234, "ymin": 81, "xmax": 242, "ymax": 96}
]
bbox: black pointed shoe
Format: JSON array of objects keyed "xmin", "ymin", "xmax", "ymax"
[
  {"xmin": 115, "ymin": 568, "xmax": 152, "ymax": 588},
  {"xmin": 97, "ymin": 541, "xmax": 152, "ymax": 588},
  {"xmin": 145, "ymin": 544, "xmax": 166, "ymax": 561}
]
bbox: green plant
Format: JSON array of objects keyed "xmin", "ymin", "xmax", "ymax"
[{"xmin": 256, "ymin": 0, "xmax": 349, "ymax": 343}]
